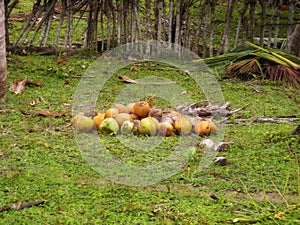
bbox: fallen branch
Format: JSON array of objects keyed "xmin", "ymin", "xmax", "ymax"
[
  {"xmin": 0, "ymin": 200, "xmax": 45, "ymax": 212},
  {"xmin": 232, "ymin": 116, "xmax": 298, "ymax": 124},
  {"xmin": 19, "ymin": 109, "xmax": 69, "ymax": 118},
  {"xmin": 176, "ymin": 102, "xmax": 248, "ymax": 118},
  {"xmin": 118, "ymin": 75, "xmax": 177, "ymax": 85}
]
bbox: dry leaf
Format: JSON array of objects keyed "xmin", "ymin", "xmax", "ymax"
[
  {"xmin": 10, "ymin": 77, "xmax": 42, "ymax": 94},
  {"xmin": 118, "ymin": 75, "xmax": 137, "ymax": 83},
  {"xmin": 10, "ymin": 77, "xmax": 28, "ymax": 94},
  {"xmin": 19, "ymin": 109, "xmax": 69, "ymax": 118}
]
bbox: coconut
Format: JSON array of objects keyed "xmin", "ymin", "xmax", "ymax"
[
  {"xmin": 71, "ymin": 112, "xmax": 84, "ymax": 127},
  {"xmin": 147, "ymin": 117, "xmax": 160, "ymax": 130},
  {"xmin": 120, "ymin": 120, "xmax": 134, "ymax": 134},
  {"xmin": 133, "ymin": 101, "xmax": 151, "ymax": 118},
  {"xmin": 74, "ymin": 115, "xmax": 95, "ymax": 133},
  {"xmin": 93, "ymin": 113, "xmax": 105, "ymax": 129},
  {"xmin": 138, "ymin": 117, "xmax": 157, "ymax": 136},
  {"xmin": 208, "ymin": 120, "xmax": 218, "ymax": 134},
  {"xmin": 105, "ymin": 108, "xmax": 119, "ymax": 118},
  {"xmin": 114, "ymin": 103, "xmax": 129, "ymax": 114},
  {"xmin": 126, "ymin": 103, "xmax": 135, "ymax": 114},
  {"xmin": 99, "ymin": 118, "xmax": 119, "ymax": 135},
  {"xmin": 115, "ymin": 113, "xmax": 133, "ymax": 126},
  {"xmin": 149, "ymin": 108, "xmax": 163, "ymax": 120},
  {"xmin": 194, "ymin": 120, "xmax": 211, "ymax": 136},
  {"xmin": 158, "ymin": 122, "xmax": 173, "ymax": 136},
  {"xmin": 174, "ymin": 117, "xmax": 192, "ymax": 134}
]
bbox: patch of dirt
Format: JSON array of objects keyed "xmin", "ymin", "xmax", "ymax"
[{"xmin": 224, "ymin": 190, "xmax": 299, "ymax": 204}]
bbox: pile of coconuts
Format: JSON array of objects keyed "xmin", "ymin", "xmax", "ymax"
[{"xmin": 71, "ymin": 99, "xmax": 218, "ymax": 136}]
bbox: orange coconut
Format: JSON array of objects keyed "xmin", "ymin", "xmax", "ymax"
[{"xmin": 133, "ymin": 101, "xmax": 151, "ymax": 118}]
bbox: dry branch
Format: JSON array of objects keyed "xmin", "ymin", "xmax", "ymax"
[{"xmin": 0, "ymin": 200, "xmax": 45, "ymax": 212}]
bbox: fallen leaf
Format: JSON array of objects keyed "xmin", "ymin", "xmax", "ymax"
[
  {"xmin": 19, "ymin": 109, "xmax": 69, "ymax": 118},
  {"xmin": 118, "ymin": 75, "xmax": 137, "ymax": 84},
  {"xmin": 10, "ymin": 77, "xmax": 42, "ymax": 94},
  {"xmin": 10, "ymin": 77, "xmax": 28, "ymax": 94}
]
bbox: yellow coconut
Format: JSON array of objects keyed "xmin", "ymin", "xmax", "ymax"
[
  {"xmin": 174, "ymin": 117, "xmax": 192, "ymax": 135},
  {"xmin": 93, "ymin": 113, "xmax": 105, "ymax": 129},
  {"xmin": 194, "ymin": 120, "xmax": 211, "ymax": 136},
  {"xmin": 74, "ymin": 115, "xmax": 95, "ymax": 133}
]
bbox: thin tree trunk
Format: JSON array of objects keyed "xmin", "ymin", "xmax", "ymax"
[
  {"xmin": 274, "ymin": 7, "xmax": 280, "ymax": 48},
  {"xmin": 54, "ymin": 0, "xmax": 66, "ymax": 46},
  {"xmin": 259, "ymin": 0, "xmax": 267, "ymax": 46},
  {"xmin": 130, "ymin": 0, "xmax": 134, "ymax": 42},
  {"xmin": 202, "ymin": 3, "xmax": 208, "ymax": 57},
  {"xmin": 117, "ymin": 0, "xmax": 122, "ymax": 46},
  {"xmin": 218, "ymin": 0, "xmax": 236, "ymax": 54},
  {"xmin": 168, "ymin": 0, "xmax": 173, "ymax": 48},
  {"xmin": 14, "ymin": 1, "xmax": 42, "ymax": 46},
  {"xmin": 209, "ymin": 0, "xmax": 216, "ymax": 57},
  {"xmin": 287, "ymin": 0, "xmax": 295, "ymax": 37},
  {"xmin": 156, "ymin": 0, "xmax": 163, "ymax": 42},
  {"xmin": 194, "ymin": 2, "xmax": 204, "ymax": 55},
  {"xmin": 174, "ymin": 0, "xmax": 181, "ymax": 48},
  {"xmin": 235, "ymin": 0, "xmax": 249, "ymax": 47},
  {"xmin": 184, "ymin": 4, "xmax": 191, "ymax": 49},
  {"xmin": 123, "ymin": 0, "xmax": 128, "ymax": 44},
  {"xmin": 37, "ymin": 0, "xmax": 57, "ymax": 47},
  {"xmin": 134, "ymin": 0, "xmax": 140, "ymax": 42},
  {"xmin": 249, "ymin": 0, "xmax": 256, "ymax": 42},
  {"xmin": 0, "ymin": 0, "xmax": 7, "ymax": 102},
  {"xmin": 64, "ymin": 0, "xmax": 73, "ymax": 48}
]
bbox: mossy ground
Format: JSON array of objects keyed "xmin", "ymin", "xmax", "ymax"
[{"xmin": 0, "ymin": 52, "xmax": 299, "ymax": 224}]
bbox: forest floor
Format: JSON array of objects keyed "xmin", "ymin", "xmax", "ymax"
[{"xmin": 0, "ymin": 52, "xmax": 299, "ymax": 224}]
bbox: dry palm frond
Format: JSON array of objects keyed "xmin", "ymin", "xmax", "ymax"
[
  {"xmin": 268, "ymin": 65, "xmax": 300, "ymax": 89},
  {"xmin": 226, "ymin": 58, "xmax": 263, "ymax": 79}
]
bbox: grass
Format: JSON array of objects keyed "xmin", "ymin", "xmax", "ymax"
[{"xmin": 0, "ymin": 52, "xmax": 299, "ymax": 224}]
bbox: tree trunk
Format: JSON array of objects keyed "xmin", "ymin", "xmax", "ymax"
[
  {"xmin": 259, "ymin": 0, "xmax": 267, "ymax": 46},
  {"xmin": 218, "ymin": 0, "xmax": 236, "ymax": 54},
  {"xmin": 285, "ymin": 24, "xmax": 300, "ymax": 56},
  {"xmin": 209, "ymin": 0, "xmax": 216, "ymax": 57},
  {"xmin": 0, "ymin": 0, "xmax": 7, "ymax": 102},
  {"xmin": 168, "ymin": 0, "xmax": 173, "ymax": 48},
  {"xmin": 249, "ymin": 0, "xmax": 256, "ymax": 42}
]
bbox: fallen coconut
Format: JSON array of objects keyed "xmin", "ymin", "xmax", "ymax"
[
  {"xmin": 174, "ymin": 117, "xmax": 192, "ymax": 135},
  {"xmin": 138, "ymin": 117, "xmax": 157, "ymax": 136},
  {"xmin": 99, "ymin": 118, "xmax": 119, "ymax": 135},
  {"xmin": 73, "ymin": 115, "xmax": 95, "ymax": 133},
  {"xmin": 120, "ymin": 120, "xmax": 134, "ymax": 134}
]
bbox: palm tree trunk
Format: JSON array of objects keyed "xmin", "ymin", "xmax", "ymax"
[{"xmin": 0, "ymin": 0, "xmax": 7, "ymax": 102}]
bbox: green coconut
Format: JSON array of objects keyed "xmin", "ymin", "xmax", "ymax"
[
  {"xmin": 138, "ymin": 117, "xmax": 157, "ymax": 136},
  {"xmin": 99, "ymin": 118, "xmax": 119, "ymax": 135},
  {"xmin": 120, "ymin": 120, "xmax": 134, "ymax": 134}
]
